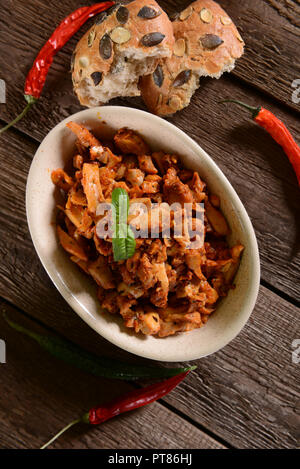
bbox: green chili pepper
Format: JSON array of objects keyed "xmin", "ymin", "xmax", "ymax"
[{"xmin": 4, "ymin": 315, "xmax": 196, "ymax": 380}]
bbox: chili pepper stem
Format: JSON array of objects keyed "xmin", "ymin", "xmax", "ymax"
[
  {"xmin": 0, "ymin": 101, "xmax": 35, "ymax": 135},
  {"xmin": 40, "ymin": 417, "xmax": 84, "ymax": 449},
  {"xmin": 219, "ymin": 99, "xmax": 261, "ymax": 119}
]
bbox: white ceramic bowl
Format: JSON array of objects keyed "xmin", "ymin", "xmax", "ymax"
[{"xmin": 26, "ymin": 106, "xmax": 260, "ymax": 362}]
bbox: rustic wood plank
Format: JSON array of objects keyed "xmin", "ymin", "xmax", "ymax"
[
  {"xmin": 0, "ymin": 0, "xmax": 299, "ymax": 144},
  {"xmin": 0, "ymin": 302, "xmax": 225, "ymax": 450},
  {"xmin": 166, "ymin": 0, "xmax": 300, "ymax": 111},
  {"xmin": 264, "ymin": 0, "xmax": 300, "ymax": 28},
  {"xmin": 0, "ymin": 129, "xmax": 298, "ymax": 448},
  {"xmin": 164, "ymin": 286, "xmax": 300, "ymax": 449},
  {"xmin": 0, "ymin": 80, "xmax": 299, "ymax": 300}
]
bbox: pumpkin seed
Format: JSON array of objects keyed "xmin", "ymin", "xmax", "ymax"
[
  {"xmin": 173, "ymin": 70, "xmax": 191, "ymax": 87},
  {"xmin": 200, "ymin": 34, "xmax": 224, "ymax": 50},
  {"xmin": 174, "ymin": 38, "xmax": 186, "ymax": 56},
  {"xmin": 141, "ymin": 32, "xmax": 165, "ymax": 47},
  {"xmin": 91, "ymin": 72, "xmax": 103, "ymax": 86},
  {"xmin": 88, "ymin": 30, "xmax": 96, "ymax": 47},
  {"xmin": 179, "ymin": 6, "xmax": 193, "ymax": 21},
  {"xmin": 200, "ymin": 8, "xmax": 213, "ymax": 24},
  {"xmin": 220, "ymin": 16, "xmax": 232, "ymax": 25},
  {"xmin": 110, "ymin": 27, "xmax": 131, "ymax": 44},
  {"xmin": 138, "ymin": 6, "xmax": 161, "ymax": 19},
  {"xmin": 153, "ymin": 64, "xmax": 164, "ymax": 88},
  {"xmin": 116, "ymin": 6, "xmax": 129, "ymax": 24},
  {"xmin": 99, "ymin": 34, "xmax": 112, "ymax": 60},
  {"xmin": 168, "ymin": 95, "xmax": 182, "ymax": 111},
  {"xmin": 78, "ymin": 56, "xmax": 89, "ymax": 68},
  {"xmin": 95, "ymin": 12, "xmax": 107, "ymax": 25}
]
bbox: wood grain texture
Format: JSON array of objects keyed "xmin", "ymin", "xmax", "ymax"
[
  {"xmin": 0, "ymin": 304, "xmax": 224, "ymax": 450},
  {"xmin": 164, "ymin": 287, "xmax": 300, "ymax": 448},
  {"xmin": 0, "ymin": 130, "xmax": 298, "ymax": 448}
]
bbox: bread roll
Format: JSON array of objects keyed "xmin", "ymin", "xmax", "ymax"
[
  {"xmin": 139, "ymin": 0, "xmax": 244, "ymax": 116},
  {"xmin": 72, "ymin": 0, "xmax": 174, "ymax": 106}
]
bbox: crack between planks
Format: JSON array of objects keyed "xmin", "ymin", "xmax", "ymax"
[
  {"xmin": 0, "ymin": 295, "xmax": 231, "ymax": 448},
  {"xmin": 260, "ymin": 279, "xmax": 299, "ymax": 307},
  {"xmin": 0, "ymin": 295, "xmax": 77, "ymax": 339}
]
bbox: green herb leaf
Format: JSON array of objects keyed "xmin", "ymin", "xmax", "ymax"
[
  {"xmin": 4, "ymin": 314, "xmax": 197, "ymax": 380},
  {"xmin": 111, "ymin": 188, "xmax": 136, "ymax": 261}
]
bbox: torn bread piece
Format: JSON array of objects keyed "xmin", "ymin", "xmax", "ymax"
[
  {"xmin": 72, "ymin": 0, "xmax": 174, "ymax": 106},
  {"xmin": 140, "ymin": 0, "xmax": 244, "ymax": 116}
]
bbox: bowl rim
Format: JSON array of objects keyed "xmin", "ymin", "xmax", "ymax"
[{"xmin": 26, "ymin": 106, "xmax": 260, "ymax": 362}]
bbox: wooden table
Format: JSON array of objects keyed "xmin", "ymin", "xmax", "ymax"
[{"xmin": 0, "ymin": 0, "xmax": 299, "ymax": 449}]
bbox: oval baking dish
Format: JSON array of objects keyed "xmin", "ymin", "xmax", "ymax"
[{"xmin": 26, "ymin": 106, "xmax": 260, "ymax": 362}]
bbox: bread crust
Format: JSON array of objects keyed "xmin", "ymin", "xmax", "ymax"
[
  {"xmin": 140, "ymin": 0, "xmax": 244, "ymax": 116},
  {"xmin": 72, "ymin": 0, "xmax": 174, "ymax": 106}
]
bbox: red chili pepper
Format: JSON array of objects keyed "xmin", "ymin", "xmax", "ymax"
[
  {"xmin": 221, "ymin": 100, "xmax": 300, "ymax": 186},
  {"xmin": 0, "ymin": 2, "xmax": 115, "ymax": 135},
  {"xmin": 40, "ymin": 371, "xmax": 190, "ymax": 449}
]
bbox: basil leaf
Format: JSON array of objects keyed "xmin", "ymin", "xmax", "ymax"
[{"xmin": 111, "ymin": 188, "xmax": 136, "ymax": 261}]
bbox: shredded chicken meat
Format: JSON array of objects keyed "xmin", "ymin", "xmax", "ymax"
[{"xmin": 52, "ymin": 124, "xmax": 244, "ymax": 338}]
